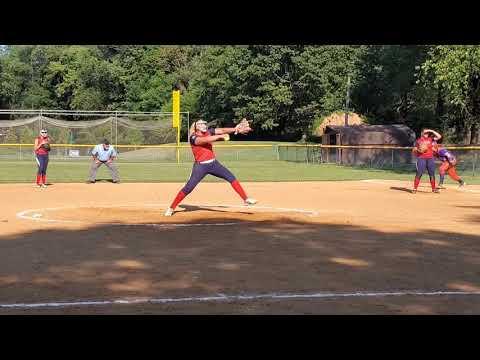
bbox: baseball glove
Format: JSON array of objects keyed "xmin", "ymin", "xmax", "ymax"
[
  {"xmin": 235, "ymin": 118, "xmax": 252, "ymax": 135},
  {"xmin": 417, "ymin": 142, "xmax": 428, "ymax": 154},
  {"xmin": 41, "ymin": 143, "xmax": 51, "ymax": 152}
]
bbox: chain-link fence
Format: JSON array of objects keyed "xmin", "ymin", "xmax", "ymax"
[
  {"xmin": 278, "ymin": 145, "xmax": 480, "ymax": 176},
  {"xmin": 1, "ymin": 140, "xmax": 478, "ymax": 176}
]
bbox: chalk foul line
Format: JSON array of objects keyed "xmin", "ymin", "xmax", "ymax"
[{"xmin": 2, "ymin": 290, "xmax": 480, "ymax": 309}]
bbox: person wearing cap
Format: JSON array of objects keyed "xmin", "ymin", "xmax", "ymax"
[
  {"xmin": 34, "ymin": 129, "xmax": 51, "ymax": 188},
  {"xmin": 87, "ymin": 139, "xmax": 120, "ymax": 184},
  {"xmin": 164, "ymin": 118, "xmax": 256, "ymax": 216}
]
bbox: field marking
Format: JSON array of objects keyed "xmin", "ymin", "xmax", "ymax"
[
  {"xmin": 458, "ymin": 187, "xmax": 480, "ymax": 194},
  {"xmin": 16, "ymin": 202, "xmax": 319, "ymax": 226},
  {"xmin": 362, "ymin": 179, "xmax": 480, "ymax": 193},
  {"xmin": 361, "ymin": 179, "xmax": 418, "ymax": 186},
  {"xmin": 361, "ymin": 179, "xmax": 400, "ymax": 183},
  {"xmin": 16, "ymin": 207, "xmax": 240, "ymax": 227},
  {"xmin": 1, "ymin": 290, "xmax": 480, "ymax": 309},
  {"xmin": 361, "ymin": 179, "xmax": 408, "ymax": 186},
  {"xmin": 205, "ymin": 203, "xmax": 318, "ymax": 216}
]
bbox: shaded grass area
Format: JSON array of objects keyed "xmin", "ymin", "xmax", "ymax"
[{"xmin": 0, "ymin": 160, "xmax": 478, "ymax": 184}]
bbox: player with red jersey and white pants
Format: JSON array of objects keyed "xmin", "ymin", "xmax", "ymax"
[
  {"xmin": 164, "ymin": 119, "xmax": 257, "ymax": 216},
  {"xmin": 411, "ymin": 128, "xmax": 442, "ymax": 194}
]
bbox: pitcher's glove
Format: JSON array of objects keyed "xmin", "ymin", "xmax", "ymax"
[
  {"xmin": 417, "ymin": 142, "xmax": 428, "ymax": 154},
  {"xmin": 234, "ymin": 118, "xmax": 252, "ymax": 135},
  {"xmin": 41, "ymin": 143, "xmax": 51, "ymax": 152}
]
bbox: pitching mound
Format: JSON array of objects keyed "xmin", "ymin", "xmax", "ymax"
[{"xmin": 18, "ymin": 204, "xmax": 318, "ymax": 226}]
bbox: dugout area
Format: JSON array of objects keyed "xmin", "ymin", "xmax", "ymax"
[{"xmin": 1, "ymin": 180, "xmax": 480, "ymax": 314}]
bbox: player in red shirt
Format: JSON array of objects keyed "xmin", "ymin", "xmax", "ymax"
[
  {"xmin": 164, "ymin": 119, "xmax": 257, "ymax": 216},
  {"xmin": 34, "ymin": 129, "xmax": 51, "ymax": 188},
  {"xmin": 411, "ymin": 128, "xmax": 442, "ymax": 194}
]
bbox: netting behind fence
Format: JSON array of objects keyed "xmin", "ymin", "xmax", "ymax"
[{"xmin": 0, "ymin": 110, "xmax": 189, "ymax": 146}]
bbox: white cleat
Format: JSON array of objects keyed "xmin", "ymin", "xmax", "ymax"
[
  {"xmin": 245, "ymin": 198, "xmax": 258, "ymax": 206},
  {"xmin": 41, "ymin": 184, "xmax": 47, "ymax": 188},
  {"xmin": 164, "ymin": 208, "xmax": 174, "ymax": 217}
]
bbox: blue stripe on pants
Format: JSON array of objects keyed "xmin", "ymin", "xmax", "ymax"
[
  {"xmin": 36, "ymin": 154, "xmax": 49, "ymax": 175},
  {"xmin": 182, "ymin": 160, "xmax": 237, "ymax": 194}
]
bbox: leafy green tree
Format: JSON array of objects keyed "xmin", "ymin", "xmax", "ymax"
[
  {"xmin": 0, "ymin": 48, "xmax": 31, "ymax": 108},
  {"xmin": 353, "ymin": 46, "xmax": 431, "ymax": 124},
  {"xmin": 1, "ymin": 44, "xmax": 478, "ymax": 145},
  {"xmin": 422, "ymin": 45, "xmax": 480, "ymax": 144}
]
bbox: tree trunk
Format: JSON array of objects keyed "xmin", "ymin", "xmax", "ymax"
[
  {"xmin": 462, "ymin": 126, "xmax": 471, "ymax": 145},
  {"xmin": 435, "ymin": 86, "xmax": 445, "ymax": 118},
  {"xmin": 471, "ymin": 123, "xmax": 479, "ymax": 144}
]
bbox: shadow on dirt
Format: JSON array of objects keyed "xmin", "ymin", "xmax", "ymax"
[{"xmin": 1, "ymin": 215, "xmax": 479, "ymax": 314}]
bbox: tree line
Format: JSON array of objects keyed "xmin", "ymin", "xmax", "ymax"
[{"xmin": 1, "ymin": 45, "xmax": 479, "ymax": 144}]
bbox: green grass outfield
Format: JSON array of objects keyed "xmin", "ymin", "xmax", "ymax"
[{"xmin": 0, "ymin": 160, "xmax": 478, "ymax": 184}]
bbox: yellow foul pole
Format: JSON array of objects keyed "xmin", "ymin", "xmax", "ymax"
[{"xmin": 172, "ymin": 90, "xmax": 181, "ymax": 163}]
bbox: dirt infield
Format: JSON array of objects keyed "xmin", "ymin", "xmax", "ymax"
[{"xmin": 1, "ymin": 180, "xmax": 480, "ymax": 314}]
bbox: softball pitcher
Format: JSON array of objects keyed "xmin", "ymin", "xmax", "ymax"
[{"xmin": 164, "ymin": 118, "xmax": 256, "ymax": 216}]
